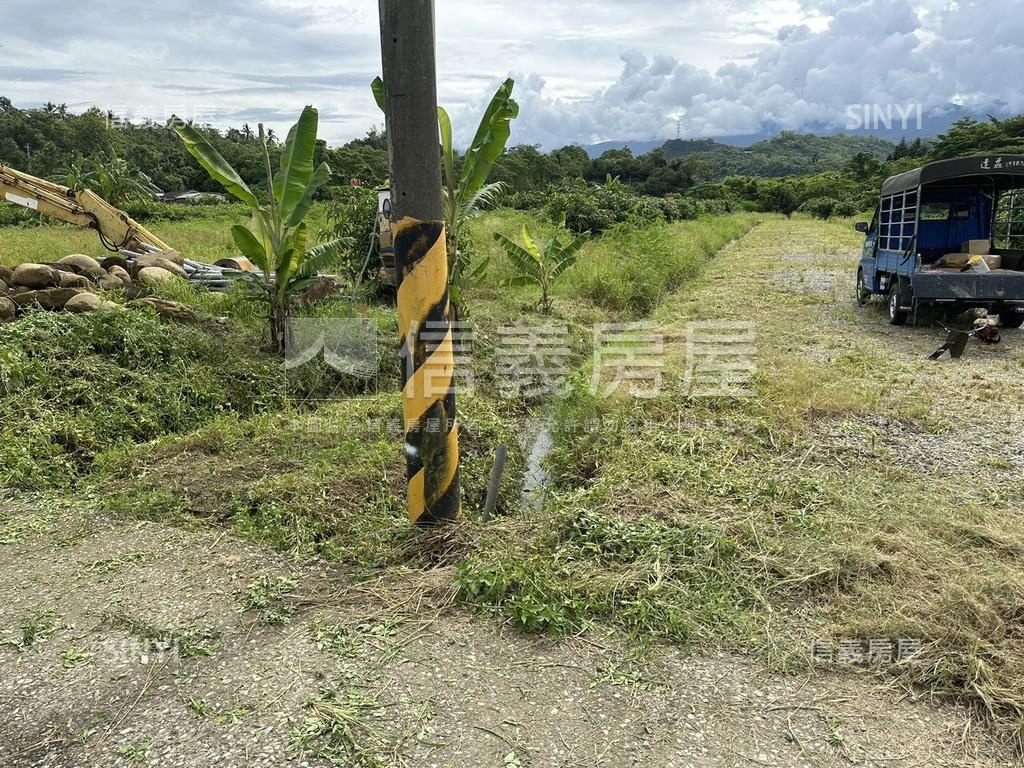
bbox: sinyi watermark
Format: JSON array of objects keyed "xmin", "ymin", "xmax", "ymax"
[
  {"xmin": 99, "ymin": 636, "xmax": 182, "ymax": 666},
  {"xmin": 846, "ymin": 103, "xmax": 923, "ymax": 132}
]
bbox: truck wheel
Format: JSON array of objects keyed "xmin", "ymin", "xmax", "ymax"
[
  {"xmin": 1000, "ymin": 311, "xmax": 1024, "ymax": 329},
  {"xmin": 888, "ymin": 280, "xmax": 909, "ymax": 326},
  {"xmin": 856, "ymin": 269, "xmax": 871, "ymax": 306}
]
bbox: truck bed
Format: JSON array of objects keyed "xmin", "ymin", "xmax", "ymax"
[{"xmin": 912, "ymin": 268, "xmax": 1024, "ymax": 301}]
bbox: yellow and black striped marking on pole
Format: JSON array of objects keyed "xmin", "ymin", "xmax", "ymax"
[{"xmin": 394, "ymin": 217, "xmax": 460, "ymax": 524}]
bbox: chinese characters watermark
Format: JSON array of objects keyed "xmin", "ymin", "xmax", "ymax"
[
  {"xmin": 684, "ymin": 321, "xmax": 757, "ymax": 398},
  {"xmin": 283, "ymin": 318, "xmax": 758, "ymax": 403},
  {"xmin": 811, "ymin": 638, "xmax": 924, "ymax": 665},
  {"xmin": 592, "ymin": 322, "xmax": 664, "ymax": 399}
]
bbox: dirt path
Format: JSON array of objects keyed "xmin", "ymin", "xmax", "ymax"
[
  {"xmin": 673, "ymin": 219, "xmax": 1024, "ymax": 476},
  {"xmin": 0, "ymin": 500, "xmax": 1013, "ymax": 768},
  {"xmin": 2, "ymin": 219, "xmax": 1021, "ymax": 767}
]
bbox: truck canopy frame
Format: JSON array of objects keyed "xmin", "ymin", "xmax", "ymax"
[{"xmin": 882, "ymin": 155, "xmax": 1024, "ymax": 196}]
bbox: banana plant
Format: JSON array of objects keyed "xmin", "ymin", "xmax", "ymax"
[
  {"xmin": 373, "ymin": 77, "xmax": 519, "ymax": 309},
  {"xmin": 494, "ymin": 220, "xmax": 588, "ymax": 313},
  {"xmin": 170, "ymin": 107, "xmax": 344, "ymax": 353}
]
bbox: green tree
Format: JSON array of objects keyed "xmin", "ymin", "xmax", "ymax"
[
  {"xmin": 551, "ymin": 145, "xmax": 590, "ymax": 179},
  {"xmin": 843, "ymin": 152, "xmax": 882, "ymax": 181},
  {"xmin": 436, "ymin": 79, "xmax": 519, "ymax": 306},
  {"xmin": 171, "ymin": 107, "xmax": 344, "ymax": 352},
  {"xmin": 71, "ymin": 155, "xmax": 161, "ymax": 205}
]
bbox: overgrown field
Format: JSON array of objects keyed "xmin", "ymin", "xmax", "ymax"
[{"xmin": 3, "ymin": 209, "xmax": 1024, "ymax": 750}]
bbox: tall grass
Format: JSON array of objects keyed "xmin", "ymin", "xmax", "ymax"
[
  {"xmin": 466, "ymin": 211, "xmax": 762, "ymax": 321},
  {"xmin": 560, "ymin": 214, "xmax": 762, "ymax": 316},
  {"xmin": 0, "ymin": 302, "xmax": 392, "ymax": 489}
]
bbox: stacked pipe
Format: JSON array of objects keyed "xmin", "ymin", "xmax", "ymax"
[{"xmin": 119, "ymin": 245, "xmax": 249, "ymax": 293}]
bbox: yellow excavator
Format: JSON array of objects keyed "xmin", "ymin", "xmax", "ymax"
[{"xmin": 0, "ymin": 163, "xmax": 247, "ymax": 289}]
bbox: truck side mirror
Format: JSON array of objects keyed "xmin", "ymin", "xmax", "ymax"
[{"xmin": 855, "ymin": 222, "xmax": 869, "ymax": 233}]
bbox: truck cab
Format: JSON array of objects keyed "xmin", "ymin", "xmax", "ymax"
[{"xmin": 856, "ymin": 155, "xmax": 1024, "ymax": 326}]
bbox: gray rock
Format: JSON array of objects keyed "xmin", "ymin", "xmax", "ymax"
[
  {"xmin": 57, "ymin": 271, "xmax": 94, "ymax": 289},
  {"xmin": 101, "ymin": 255, "xmax": 130, "ymax": 272},
  {"xmin": 137, "ymin": 266, "xmax": 182, "ymax": 287},
  {"xmin": 11, "ymin": 287, "xmax": 89, "ymax": 310},
  {"xmin": 0, "ymin": 296, "xmax": 15, "ymax": 322},
  {"xmin": 98, "ymin": 272, "xmax": 125, "ymax": 291},
  {"xmin": 65, "ymin": 293, "xmax": 119, "ymax": 313},
  {"xmin": 131, "ymin": 297, "xmax": 204, "ymax": 325},
  {"xmin": 58, "ymin": 253, "xmax": 105, "ymax": 279},
  {"xmin": 135, "ymin": 254, "xmax": 187, "ymax": 278},
  {"xmin": 11, "ymin": 263, "xmax": 59, "ymax": 289},
  {"xmin": 108, "ymin": 265, "xmax": 133, "ymax": 287},
  {"xmin": 150, "ymin": 248, "xmax": 185, "ymax": 266},
  {"xmin": 64, "ymin": 292, "xmax": 104, "ymax": 313}
]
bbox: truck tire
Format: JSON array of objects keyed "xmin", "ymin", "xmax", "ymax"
[
  {"xmin": 1000, "ymin": 311, "xmax": 1024, "ymax": 329},
  {"xmin": 856, "ymin": 268, "xmax": 871, "ymax": 306},
  {"xmin": 888, "ymin": 279, "xmax": 909, "ymax": 326}
]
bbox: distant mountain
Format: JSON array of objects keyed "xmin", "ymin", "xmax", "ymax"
[
  {"xmin": 583, "ymin": 132, "xmax": 778, "ymax": 155},
  {"xmin": 661, "ymin": 132, "xmax": 895, "ymax": 179},
  {"xmin": 583, "ymin": 139, "xmax": 665, "ymax": 157},
  {"xmin": 581, "ymin": 108, "xmax": 1000, "ymax": 162}
]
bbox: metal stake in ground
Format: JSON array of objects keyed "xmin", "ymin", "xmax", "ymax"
[{"xmin": 379, "ymin": 0, "xmax": 460, "ymax": 524}]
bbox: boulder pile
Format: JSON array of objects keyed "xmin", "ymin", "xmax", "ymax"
[{"xmin": 0, "ymin": 250, "xmax": 190, "ymax": 322}]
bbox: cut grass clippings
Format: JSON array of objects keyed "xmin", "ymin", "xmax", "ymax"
[{"xmin": 457, "ymin": 215, "xmax": 1024, "ymax": 749}]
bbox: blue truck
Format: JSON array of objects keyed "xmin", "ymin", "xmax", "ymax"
[{"xmin": 856, "ymin": 155, "xmax": 1024, "ymax": 326}]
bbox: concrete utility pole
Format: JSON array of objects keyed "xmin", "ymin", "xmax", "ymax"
[{"xmin": 379, "ymin": 0, "xmax": 461, "ymax": 524}]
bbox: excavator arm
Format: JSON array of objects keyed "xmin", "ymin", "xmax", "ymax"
[
  {"xmin": 1, "ymin": 163, "xmax": 262, "ymax": 290},
  {"xmin": 0, "ymin": 163, "xmax": 171, "ymax": 254}
]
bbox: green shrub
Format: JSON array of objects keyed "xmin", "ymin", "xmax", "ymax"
[
  {"xmin": 630, "ymin": 196, "xmax": 668, "ymax": 226},
  {"xmin": 0, "ymin": 205, "xmax": 38, "ymax": 228},
  {"xmin": 544, "ymin": 179, "xmax": 614, "ymax": 234},
  {"xmin": 326, "ymin": 185, "xmax": 381, "ymax": 282},
  {"xmin": 800, "ymin": 196, "xmax": 841, "ymax": 219},
  {"xmin": 833, "ymin": 199, "xmax": 859, "ymax": 217},
  {"xmin": 661, "ymin": 194, "xmax": 696, "ymax": 222},
  {"xmin": 121, "ymin": 200, "xmax": 250, "ymax": 222},
  {"xmin": 694, "ymin": 198, "xmax": 734, "ymax": 216},
  {"xmin": 509, "ymin": 190, "xmax": 546, "ymax": 210},
  {"xmin": 543, "ymin": 178, "xmax": 665, "ymax": 235}
]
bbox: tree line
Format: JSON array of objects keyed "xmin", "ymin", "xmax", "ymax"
[{"xmin": 2, "ymin": 98, "xmax": 1024, "ymax": 219}]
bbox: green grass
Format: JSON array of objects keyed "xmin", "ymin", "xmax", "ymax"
[
  {"xmin": 88, "ymin": 392, "xmax": 525, "ymax": 568},
  {"xmin": 0, "ymin": 202, "xmax": 332, "ymax": 267},
  {"xmin": 0, "ymin": 209, "xmax": 243, "ymax": 267},
  {"xmin": 0, "ymin": 301, "xmax": 390, "ymax": 489},
  {"xmin": 6, "ymin": 207, "xmax": 1023, "ymax": 747}
]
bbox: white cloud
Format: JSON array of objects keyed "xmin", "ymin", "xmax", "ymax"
[
  {"xmin": 492, "ymin": 0, "xmax": 1022, "ymax": 146},
  {"xmin": 0, "ymin": 0, "xmax": 1021, "ymax": 148}
]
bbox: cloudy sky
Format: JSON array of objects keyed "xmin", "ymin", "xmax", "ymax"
[{"xmin": 2, "ymin": 0, "xmax": 1021, "ymax": 147}]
